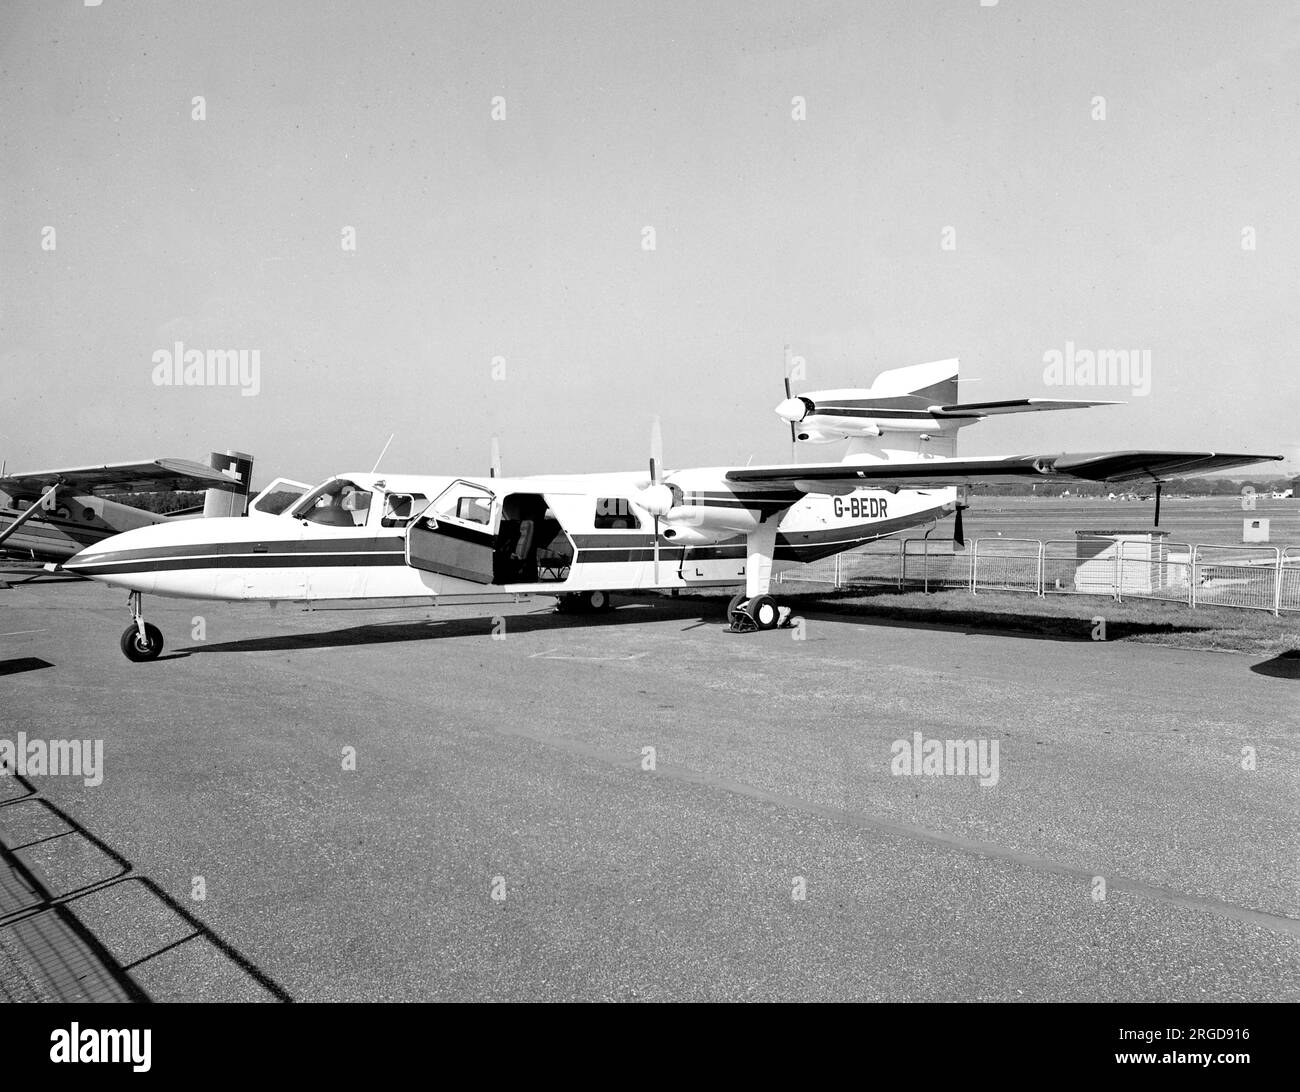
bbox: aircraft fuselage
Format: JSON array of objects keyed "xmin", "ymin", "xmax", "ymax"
[{"xmin": 61, "ymin": 469, "xmax": 954, "ymax": 605}]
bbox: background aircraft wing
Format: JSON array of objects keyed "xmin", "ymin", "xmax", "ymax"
[
  {"xmin": 0, "ymin": 458, "xmax": 246, "ymax": 495},
  {"xmin": 726, "ymin": 451, "xmax": 1284, "ymax": 490},
  {"xmin": 926, "ymin": 398, "xmax": 1123, "ymax": 417}
]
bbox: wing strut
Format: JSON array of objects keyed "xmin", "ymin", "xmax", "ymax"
[
  {"xmin": 0, "ymin": 483, "xmax": 61, "ymax": 549},
  {"xmin": 744, "ymin": 519, "xmax": 779, "ymax": 599}
]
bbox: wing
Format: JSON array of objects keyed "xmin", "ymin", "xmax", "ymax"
[
  {"xmin": 0, "ymin": 459, "xmax": 245, "ymax": 495},
  {"xmin": 726, "ymin": 451, "xmax": 1283, "ymax": 490},
  {"xmin": 927, "ymin": 399, "xmax": 1123, "ymax": 418}
]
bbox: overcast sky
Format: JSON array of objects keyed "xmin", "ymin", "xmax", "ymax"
[{"xmin": 2, "ymin": 0, "xmax": 1297, "ymax": 487}]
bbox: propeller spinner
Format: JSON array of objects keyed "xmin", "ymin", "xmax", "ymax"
[{"xmin": 775, "ymin": 378, "xmax": 812, "ymax": 430}]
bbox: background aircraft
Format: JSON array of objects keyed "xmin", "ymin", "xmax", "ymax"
[{"xmin": 0, "ymin": 451, "xmax": 254, "ymax": 565}]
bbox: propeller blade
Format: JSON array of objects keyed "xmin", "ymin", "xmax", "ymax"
[
  {"xmin": 953, "ymin": 505, "xmax": 965, "ymax": 548},
  {"xmin": 784, "ymin": 377, "xmax": 798, "ymax": 446},
  {"xmin": 650, "ymin": 416, "xmax": 663, "ymax": 482},
  {"xmin": 1154, "ymin": 482, "xmax": 1162, "ymax": 527},
  {"xmin": 653, "ymin": 516, "xmax": 660, "ymax": 583}
]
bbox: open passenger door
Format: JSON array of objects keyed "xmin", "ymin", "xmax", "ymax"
[{"xmin": 406, "ymin": 480, "xmax": 497, "ymax": 584}]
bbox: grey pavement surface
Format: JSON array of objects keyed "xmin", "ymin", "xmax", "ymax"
[{"xmin": 0, "ymin": 580, "xmax": 1296, "ymax": 1001}]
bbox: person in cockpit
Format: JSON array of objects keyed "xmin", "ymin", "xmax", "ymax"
[{"xmin": 304, "ymin": 482, "xmax": 371, "ymax": 527}]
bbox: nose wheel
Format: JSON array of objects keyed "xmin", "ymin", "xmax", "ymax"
[{"xmin": 120, "ymin": 591, "xmax": 164, "ymax": 662}]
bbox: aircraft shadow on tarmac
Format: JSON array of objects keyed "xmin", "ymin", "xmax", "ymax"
[
  {"xmin": 0, "ymin": 657, "xmax": 54, "ymax": 677},
  {"xmin": 172, "ymin": 591, "xmax": 1207, "ymax": 655},
  {"xmin": 179, "ymin": 599, "xmax": 708, "ymax": 654},
  {"xmin": 1250, "ymin": 650, "xmax": 1300, "ymax": 680},
  {"xmin": 0, "ymin": 776, "xmax": 292, "ymax": 1003}
]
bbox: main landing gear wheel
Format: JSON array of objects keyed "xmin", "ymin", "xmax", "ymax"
[
  {"xmin": 748, "ymin": 594, "xmax": 780, "ymax": 630},
  {"xmin": 120, "ymin": 622, "xmax": 164, "ymax": 662},
  {"xmin": 557, "ymin": 590, "xmax": 614, "ymax": 614},
  {"xmin": 726, "ymin": 592, "xmax": 747, "ymax": 621},
  {"xmin": 120, "ymin": 590, "xmax": 164, "ymax": 662},
  {"xmin": 726, "ymin": 594, "xmax": 785, "ymax": 632}
]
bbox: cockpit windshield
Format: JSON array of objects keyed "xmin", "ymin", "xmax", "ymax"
[{"xmin": 292, "ymin": 479, "xmax": 373, "ymax": 527}]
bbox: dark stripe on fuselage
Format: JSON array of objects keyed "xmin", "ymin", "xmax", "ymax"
[
  {"xmin": 810, "ymin": 407, "xmax": 938, "ymax": 419},
  {"xmin": 67, "ymin": 551, "xmax": 406, "ymax": 576},
  {"xmin": 80, "ymin": 535, "xmax": 403, "ymax": 567},
  {"xmin": 416, "ymin": 520, "xmax": 495, "ymax": 547}
]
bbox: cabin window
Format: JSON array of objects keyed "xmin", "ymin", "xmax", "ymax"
[
  {"xmin": 594, "ymin": 497, "xmax": 641, "ymax": 529},
  {"xmin": 381, "ymin": 493, "xmax": 427, "ymax": 528}
]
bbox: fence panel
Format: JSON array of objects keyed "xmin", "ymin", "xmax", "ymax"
[
  {"xmin": 836, "ymin": 539, "xmax": 905, "ymax": 589},
  {"xmin": 1192, "ymin": 544, "xmax": 1280, "ymax": 614},
  {"xmin": 972, "ymin": 538, "xmax": 1042, "ymax": 594},
  {"xmin": 1043, "ymin": 537, "xmax": 1116, "ymax": 598},
  {"xmin": 902, "ymin": 539, "xmax": 972, "ymax": 591},
  {"xmin": 1281, "ymin": 547, "xmax": 1300, "ymax": 614},
  {"xmin": 778, "ymin": 555, "xmax": 839, "ymax": 587},
  {"xmin": 1117, "ymin": 540, "xmax": 1193, "ymax": 605},
  {"xmin": 778, "ymin": 538, "xmax": 904, "ymax": 589}
]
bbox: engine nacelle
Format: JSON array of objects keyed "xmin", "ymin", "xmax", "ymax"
[
  {"xmin": 793, "ymin": 424, "xmax": 873, "ymax": 444},
  {"xmin": 659, "ymin": 523, "xmax": 730, "ymax": 546}
]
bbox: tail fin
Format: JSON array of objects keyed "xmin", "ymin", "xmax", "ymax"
[
  {"xmin": 867, "ymin": 358, "xmax": 959, "ymax": 404},
  {"xmin": 202, "ymin": 450, "xmax": 254, "ymax": 517}
]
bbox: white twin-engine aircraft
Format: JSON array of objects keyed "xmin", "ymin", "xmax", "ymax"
[{"xmin": 56, "ymin": 359, "xmax": 1279, "ymax": 660}]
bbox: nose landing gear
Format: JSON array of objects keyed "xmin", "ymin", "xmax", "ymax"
[{"xmin": 120, "ymin": 590, "xmax": 164, "ymax": 662}]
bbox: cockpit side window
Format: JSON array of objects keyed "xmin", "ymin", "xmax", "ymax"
[
  {"xmin": 428, "ymin": 481, "xmax": 495, "ymax": 525},
  {"xmin": 456, "ymin": 496, "xmax": 492, "ymax": 524},
  {"xmin": 293, "ymin": 480, "xmax": 373, "ymax": 527}
]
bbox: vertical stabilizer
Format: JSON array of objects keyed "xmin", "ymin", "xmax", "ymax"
[{"xmin": 203, "ymin": 450, "xmax": 254, "ymax": 517}]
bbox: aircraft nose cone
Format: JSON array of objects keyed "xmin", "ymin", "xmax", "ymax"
[{"xmin": 775, "ymin": 397, "xmax": 809, "ymax": 423}]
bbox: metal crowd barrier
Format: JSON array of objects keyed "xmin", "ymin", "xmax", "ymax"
[{"xmin": 781, "ymin": 534, "xmax": 1299, "ymax": 616}]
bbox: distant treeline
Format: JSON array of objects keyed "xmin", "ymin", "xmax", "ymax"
[
  {"xmin": 977, "ymin": 478, "xmax": 1295, "ymax": 498},
  {"xmin": 103, "ymin": 490, "xmax": 205, "ymax": 513}
]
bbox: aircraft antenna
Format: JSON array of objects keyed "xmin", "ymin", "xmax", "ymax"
[{"xmin": 370, "ymin": 433, "xmax": 395, "ymax": 474}]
